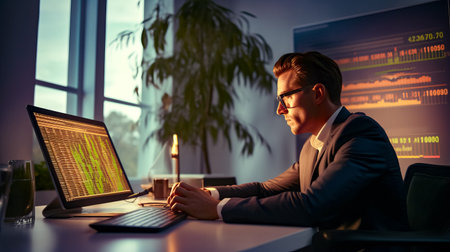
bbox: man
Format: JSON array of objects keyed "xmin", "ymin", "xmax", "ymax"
[{"xmin": 168, "ymin": 52, "xmax": 409, "ymax": 231}]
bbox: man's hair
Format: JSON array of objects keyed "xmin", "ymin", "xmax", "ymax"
[{"xmin": 273, "ymin": 51, "xmax": 342, "ymax": 105}]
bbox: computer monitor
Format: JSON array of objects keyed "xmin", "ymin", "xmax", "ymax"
[{"xmin": 27, "ymin": 105, "xmax": 134, "ymax": 215}]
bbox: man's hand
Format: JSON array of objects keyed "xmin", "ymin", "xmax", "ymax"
[{"xmin": 167, "ymin": 182, "xmax": 220, "ymax": 220}]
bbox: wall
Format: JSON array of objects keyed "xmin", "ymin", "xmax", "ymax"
[
  {"xmin": 0, "ymin": 1, "xmax": 39, "ymax": 163},
  {"xmin": 0, "ymin": 0, "xmax": 436, "ymax": 183},
  {"xmin": 207, "ymin": 0, "xmax": 434, "ymax": 184}
]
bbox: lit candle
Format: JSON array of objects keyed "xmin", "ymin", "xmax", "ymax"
[{"xmin": 171, "ymin": 134, "xmax": 180, "ymax": 182}]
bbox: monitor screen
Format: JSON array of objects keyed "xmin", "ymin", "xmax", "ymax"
[
  {"xmin": 294, "ymin": 0, "xmax": 450, "ymax": 174},
  {"xmin": 27, "ymin": 105, "xmax": 133, "ymax": 209}
]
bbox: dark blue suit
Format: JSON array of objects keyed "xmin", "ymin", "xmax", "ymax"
[{"xmin": 215, "ymin": 107, "xmax": 409, "ymax": 231}]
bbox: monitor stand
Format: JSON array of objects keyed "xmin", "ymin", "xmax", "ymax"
[
  {"xmin": 42, "ymin": 198, "xmax": 126, "ymax": 218},
  {"xmin": 42, "ymin": 198, "xmax": 82, "ymax": 218}
]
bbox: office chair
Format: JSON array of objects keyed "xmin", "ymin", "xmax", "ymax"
[{"xmin": 312, "ymin": 163, "xmax": 450, "ymax": 251}]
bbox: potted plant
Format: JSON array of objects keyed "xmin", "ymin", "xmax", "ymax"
[{"xmin": 120, "ymin": 0, "xmax": 275, "ymax": 174}]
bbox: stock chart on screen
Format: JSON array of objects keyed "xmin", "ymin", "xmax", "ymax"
[
  {"xmin": 294, "ymin": 0, "xmax": 450, "ymax": 173},
  {"xmin": 34, "ymin": 112, "xmax": 131, "ymax": 202}
]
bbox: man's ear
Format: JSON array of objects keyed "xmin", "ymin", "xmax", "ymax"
[{"xmin": 312, "ymin": 83, "xmax": 327, "ymax": 104}]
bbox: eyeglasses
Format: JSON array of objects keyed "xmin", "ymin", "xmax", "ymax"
[{"xmin": 277, "ymin": 87, "xmax": 305, "ymax": 110}]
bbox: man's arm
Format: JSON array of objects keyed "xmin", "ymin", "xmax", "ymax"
[
  {"xmin": 167, "ymin": 161, "xmax": 301, "ymax": 219},
  {"xmin": 214, "ymin": 161, "xmax": 301, "ymax": 199},
  {"xmin": 221, "ymin": 116, "xmax": 398, "ymax": 227}
]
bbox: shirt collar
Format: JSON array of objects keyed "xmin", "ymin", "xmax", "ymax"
[{"xmin": 310, "ymin": 106, "xmax": 343, "ymax": 151}]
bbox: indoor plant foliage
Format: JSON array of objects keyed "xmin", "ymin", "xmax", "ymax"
[{"xmin": 141, "ymin": 0, "xmax": 274, "ymax": 173}]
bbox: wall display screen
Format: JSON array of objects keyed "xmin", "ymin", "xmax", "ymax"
[{"xmin": 293, "ymin": 0, "xmax": 450, "ymax": 173}]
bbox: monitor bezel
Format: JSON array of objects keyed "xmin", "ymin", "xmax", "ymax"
[{"xmin": 27, "ymin": 105, "xmax": 134, "ymax": 209}]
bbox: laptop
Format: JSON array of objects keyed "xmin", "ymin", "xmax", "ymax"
[{"xmin": 27, "ymin": 105, "xmax": 186, "ymax": 232}]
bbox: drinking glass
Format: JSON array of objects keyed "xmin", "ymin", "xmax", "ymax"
[{"xmin": 4, "ymin": 160, "xmax": 35, "ymax": 226}]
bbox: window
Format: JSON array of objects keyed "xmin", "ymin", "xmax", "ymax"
[
  {"xmin": 35, "ymin": 0, "xmax": 71, "ymax": 110},
  {"xmin": 104, "ymin": 102, "xmax": 140, "ymax": 177},
  {"xmin": 104, "ymin": 0, "xmax": 144, "ymax": 177},
  {"xmin": 34, "ymin": 0, "xmax": 147, "ymax": 179},
  {"xmin": 104, "ymin": 0, "xmax": 143, "ymax": 104}
]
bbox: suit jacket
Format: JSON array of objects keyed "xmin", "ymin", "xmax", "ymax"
[{"xmin": 215, "ymin": 107, "xmax": 409, "ymax": 231}]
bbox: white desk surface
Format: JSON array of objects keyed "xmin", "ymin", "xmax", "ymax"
[{"xmin": 0, "ymin": 203, "xmax": 315, "ymax": 252}]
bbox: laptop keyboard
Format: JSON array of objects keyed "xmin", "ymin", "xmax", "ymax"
[{"xmin": 89, "ymin": 207, "xmax": 187, "ymax": 232}]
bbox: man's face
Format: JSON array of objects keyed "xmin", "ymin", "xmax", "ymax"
[{"xmin": 276, "ymin": 70, "xmax": 317, "ymax": 135}]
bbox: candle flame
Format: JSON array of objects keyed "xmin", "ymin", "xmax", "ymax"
[{"xmin": 171, "ymin": 134, "xmax": 178, "ymax": 156}]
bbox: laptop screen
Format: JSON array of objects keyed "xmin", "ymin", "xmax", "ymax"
[{"xmin": 27, "ymin": 105, "xmax": 133, "ymax": 209}]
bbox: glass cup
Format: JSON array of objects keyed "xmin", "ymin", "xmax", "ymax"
[
  {"xmin": 0, "ymin": 163, "xmax": 13, "ymax": 231},
  {"xmin": 4, "ymin": 160, "xmax": 35, "ymax": 226}
]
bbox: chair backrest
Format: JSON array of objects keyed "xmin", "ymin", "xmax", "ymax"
[{"xmin": 404, "ymin": 163, "xmax": 450, "ymax": 232}]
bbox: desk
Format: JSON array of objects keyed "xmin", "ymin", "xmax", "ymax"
[{"xmin": 1, "ymin": 205, "xmax": 315, "ymax": 252}]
